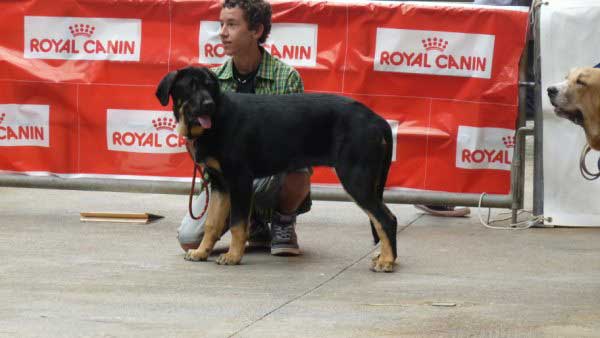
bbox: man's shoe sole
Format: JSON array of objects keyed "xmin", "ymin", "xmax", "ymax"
[
  {"xmin": 271, "ymin": 247, "xmax": 301, "ymax": 256},
  {"xmin": 415, "ymin": 205, "xmax": 471, "ymax": 217},
  {"xmin": 180, "ymin": 242, "xmax": 200, "ymax": 252}
]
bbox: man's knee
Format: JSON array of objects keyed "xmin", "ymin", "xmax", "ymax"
[
  {"xmin": 253, "ymin": 174, "xmax": 285, "ymax": 211},
  {"xmin": 278, "ymin": 171, "xmax": 311, "ymax": 214},
  {"xmin": 177, "ymin": 193, "xmax": 209, "ymax": 251},
  {"xmin": 281, "ymin": 171, "xmax": 311, "ymax": 195}
]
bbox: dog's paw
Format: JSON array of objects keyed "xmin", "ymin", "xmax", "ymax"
[
  {"xmin": 184, "ymin": 249, "xmax": 209, "ymax": 262},
  {"xmin": 370, "ymin": 253, "xmax": 395, "ymax": 273},
  {"xmin": 215, "ymin": 253, "xmax": 241, "ymax": 265}
]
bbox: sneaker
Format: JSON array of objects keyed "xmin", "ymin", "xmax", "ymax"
[
  {"xmin": 415, "ymin": 205, "xmax": 471, "ymax": 217},
  {"xmin": 270, "ymin": 212, "xmax": 300, "ymax": 256},
  {"xmin": 247, "ymin": 216, "xmax": 271, "ymax": 249}
]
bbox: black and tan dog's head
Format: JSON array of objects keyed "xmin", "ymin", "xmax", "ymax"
[
  {"xmin": 156, "ymin": 67, "xmax": 221, "ymax": 139},
  {"xmin": 548, "ymin": 67, "xmax": 600, "ymax": 150}
]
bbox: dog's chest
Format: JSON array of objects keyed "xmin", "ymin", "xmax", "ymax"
[{"xmin": 190, "ymin": 137, "xmax": 215, "ymax": 162}]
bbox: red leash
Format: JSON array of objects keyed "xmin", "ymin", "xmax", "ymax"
[
  {"xmin": 189, "ymin": 163, "xmax": 210, "ymax": 220},
  {"xmin": 186, "ymin": 142, "xmax": 210, "ymax": 220}
]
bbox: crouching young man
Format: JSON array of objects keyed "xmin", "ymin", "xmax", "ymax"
[{"xmin": 178, "ymin": 0, "xmax": 311, "ymax": 256}]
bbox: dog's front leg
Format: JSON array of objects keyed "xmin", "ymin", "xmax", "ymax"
[
  {"xmin": 216, "ymin": 175, "xmax": 253, "ymax": 265},
  {"xmin": 185, "ymin": 188, "xmax": 231, "ymax": 262}
]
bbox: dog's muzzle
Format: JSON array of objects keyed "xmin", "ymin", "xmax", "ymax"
[
  {"xmin": 547, "ymin": 86, "xmax": 584, "ymax": 126},
  {"xmin": 547, "ymin": 86, "xmax": 558, "ymax": 100},
  {"xmin": 176, "ymin": 100, "xmax": 214, "ymax": 139},
  {"xmin": 195, "ymin": 98, "xmax": 214, "ymax": 129}
]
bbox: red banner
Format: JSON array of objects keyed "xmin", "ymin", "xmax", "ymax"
[{"xmin": 0, "ymin": 0, "xmax": 529, "ymax": 194}]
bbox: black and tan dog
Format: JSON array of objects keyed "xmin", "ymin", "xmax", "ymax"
[{"xmin": 156, "ymin": 66, "xmax": 398, "ymax": 272}]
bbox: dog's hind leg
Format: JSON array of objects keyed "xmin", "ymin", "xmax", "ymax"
[
  {"xmin": 336, "ymin": 136, "xmax": 397, "ymax": 272},
  {"xmin": 365, "ymin": 204, "xmax": 397, "ymax": 272},
  {"xmin": 373, "ymin": 128, "xmax": 397, "ymax": 252},
  {"xmin": 336, "ymin": 171, "xmax": 397, "ymax": 272},
  {"xmin": 216, "ymin": 174, "xmax": 253, "ymax": 266},
  {"xmin": 369, "ymin": 131, "xmax": 394, "ymax": 245}
]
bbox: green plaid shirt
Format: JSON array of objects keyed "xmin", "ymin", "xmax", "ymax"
[{"xmin": 210, "ymin": 48, "xmax": 304, "ymax": 95}]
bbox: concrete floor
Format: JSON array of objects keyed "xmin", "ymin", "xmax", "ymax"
[
  {"xmin": 1, "ymin": 140, "xmax": 600, "ymax": 337},
  {"xmin": 1, "ymin": 188, "xmax": 600, "ymax": 337}
]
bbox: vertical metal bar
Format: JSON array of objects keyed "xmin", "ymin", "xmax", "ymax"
[
  {"xmin": 512, "ymin": 126, "xmax": 534, "ymax": 223},
  {"xmin": 532, "ymin": 2, "xmax": 546, "ymax": 223},
  {"xmin": 513, "ymin": 53, "xmax": 529, "ymax": 223},
  {"xmin": 511, "ymin": 3, "xmax": 535, "ymax": 224}
]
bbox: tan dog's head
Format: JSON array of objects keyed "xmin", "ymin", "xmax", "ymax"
[{"xmin": 547, "ymin": 67, "xmax": 600, "ymax": 150}]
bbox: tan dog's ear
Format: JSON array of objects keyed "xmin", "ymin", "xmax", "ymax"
[
  {"xmin": 581, "ymin": 68, "xmax": 600, "ymax": 150},
  {"xmin": 156, "ymin": 71, "xmax": 178, "ymax": 106}
]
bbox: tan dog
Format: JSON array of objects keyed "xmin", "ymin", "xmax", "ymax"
[{"xmin": 548, "ymin": 67, "xmax": 600, "ymax": 150}]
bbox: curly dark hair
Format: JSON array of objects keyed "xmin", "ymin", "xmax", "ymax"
[{"xmin": 223, "ymin": 0, "xmax": 272, "ymax": 44}]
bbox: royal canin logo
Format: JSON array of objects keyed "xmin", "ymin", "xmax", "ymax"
[
  {"xmin": 107, "ymin": 110, "xmax": 186, "ymax": 154},
  {"xmin": 204, "ymin": 42, "xmax": 312, "ymax": 63},
  {"xmin": 0, "ymin": 112, "xmax": 47, "ymax": 142},
  {"xmin": 456, "ymin": 126, "xmax": 514, "ymax": 171},
  {"xmin": 461, "ymin": 142, "xmax": 512, "ymax": 165},
  {"xmin": 502, "ymin": 136, "xmax": 515, "ymax": 148},
  {"xmin": 374, "ymin": 29, "xmax": 495, "ymax": 79},
  {"xmin": 152, "ymin": 117, "xmax": 177, "ymax": 131},
  {"xmin": 24, "ymin": 16, "xmax": 141, "ymax": 61},
  {"xmin": 0, "ymin": 105, "xmax": 50, "ymax": 147},
  {"xmin": 199, "ymin": 21, "xmax": 317, "ymax": 68},
  {"xmin": 69, "ymin": 24, "xmax": 95, "ymax": 38},
  {"xmin": 422, "ymin": 37, "xmax": 448, "ymax": 52}
]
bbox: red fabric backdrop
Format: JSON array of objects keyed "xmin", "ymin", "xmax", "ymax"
[{"xmin": 0, "ymin": 0, "xmax": 528, "ymax": 194}]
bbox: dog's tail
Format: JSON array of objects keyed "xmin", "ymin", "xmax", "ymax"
[
  {"xmin": 378, "ymin": 123, "xmax": 393, "ymax": 201},
  {"xmin": 369, "ymin": 121, "xmax": 395, "ymax": 245}
]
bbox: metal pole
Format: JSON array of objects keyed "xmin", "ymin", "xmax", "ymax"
[
  {"xmin": 317, "ymin": 186, "xmax": 512, "ymax": 208},
  {"xmin": 532, "ymin": 1, "xmax": 547, "ymax": 225},
  {"xmin": 511, "ymin": 126, "xmax": 534, "ymax": 223},
  {"xmin": 0, "ymin": 174, "xmax": 514, "ymax": 209},
  {"xmin": 0, "ymin": 175, "xmax": 194, "ymax": 195},
  {"xmin": 511, "ymin": 2, "xmax": 535, "ymax": 223}
]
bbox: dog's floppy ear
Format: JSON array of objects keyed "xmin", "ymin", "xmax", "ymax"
[{"xmin": 156, "ymin": 71, "xmax": 178, "ymax": 106}]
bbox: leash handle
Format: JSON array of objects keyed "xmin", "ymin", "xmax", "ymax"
[
  {"xmin": 185, "ymin": 140, "xmax": 210, "ymax": 220},
  {"xmin": 579, "ymin": 144, "xmax": 600, "ymax": 181},
  {"xmin": 189, "ymin": 163, "xmax": 210, "ymax": 220}
]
